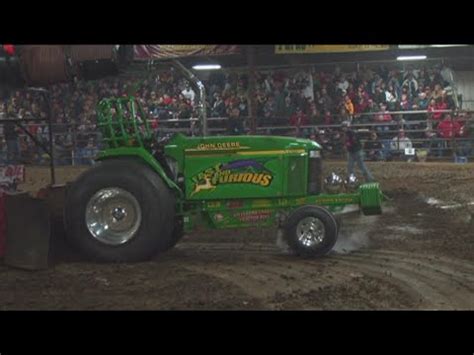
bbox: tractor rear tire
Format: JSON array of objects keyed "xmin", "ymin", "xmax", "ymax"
[
  {"xmin": 284, "ymin": 205, "xmax": 338, "ymax": 257},
  {"xmin": 164, "ymin": 217, "xmax": 184, "ymax": 251},
  {"xmin": 64, "ymin": 158, "xmax": 176, "ymax": 262}
]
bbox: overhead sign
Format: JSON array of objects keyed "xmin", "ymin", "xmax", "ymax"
[
  {"xmin": 275, "ymin": 45, "xmax": 390, "ymax": 54},
  {"xmin": 134, "ymin": 45, "xmax": 240, "ymax": 60}
]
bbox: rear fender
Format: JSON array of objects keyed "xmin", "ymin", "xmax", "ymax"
[{"xmin": 96, "ymin": 147, "xmax": 183, "ymax": 198}]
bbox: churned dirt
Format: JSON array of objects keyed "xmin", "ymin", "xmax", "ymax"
[{"xmin": 0, "ymin": 161, "xmax": 472, "ymax": 310}]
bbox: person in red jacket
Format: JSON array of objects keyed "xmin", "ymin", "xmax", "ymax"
[
  {"xmin": 432, "ymin": 97, "xmax": 448, "ymax": 121},
  {"xmin": 437, "ymin": 115, "xmax": 461, "ymax": 139},
  {"xmin": 289, "ymin": 107, "xmax": 309, "ymax": 127}
]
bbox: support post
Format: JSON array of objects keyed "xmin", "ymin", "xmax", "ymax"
[{"xmin": 247, "ymin": 46, "xmax": 257, "ymax": 135}]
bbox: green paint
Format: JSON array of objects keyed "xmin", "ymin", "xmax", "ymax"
[{"xmin": 97, "ymin": 147, "xmax": 182, "ymax": 197}]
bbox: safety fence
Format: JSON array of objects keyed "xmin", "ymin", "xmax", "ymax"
[{"xmin": 0, "ymin": 109, "xmax": 473, "ymax": 166}]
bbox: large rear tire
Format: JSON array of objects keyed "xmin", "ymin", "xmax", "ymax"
[
  {"xmin": 64, "ymin": 159, "xmax": 176, "ymax": 262},
  {"xmin": 164, "ymin": 217, "xmax": 184, "ymax": 251}
]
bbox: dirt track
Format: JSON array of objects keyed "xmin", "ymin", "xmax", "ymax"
[{"xmin": 1, "ymin": 162, "xmax": 473, "ymax": 310}]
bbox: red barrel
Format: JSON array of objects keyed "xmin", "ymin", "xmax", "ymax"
[{"xmin": 19, "ymin": 45, "xmax": 70, "ymax": 85}]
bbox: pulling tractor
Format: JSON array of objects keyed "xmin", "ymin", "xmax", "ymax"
[{"xmin": 63, "ymin": 96, "xmax": 383, "ymax": 262}]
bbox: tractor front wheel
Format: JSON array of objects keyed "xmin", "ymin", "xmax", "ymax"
[
  {"xmin": 284, "ymin": 205, "xmax": 338, "ymax": 257},
  {"xmin": 64, "ymin": 159, "xmax": 176, "ymax": 262}
]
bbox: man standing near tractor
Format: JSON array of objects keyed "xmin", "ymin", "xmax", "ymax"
[{"xmin": 341, "ymin": 120, "xmax": 375, "ymax": 182}]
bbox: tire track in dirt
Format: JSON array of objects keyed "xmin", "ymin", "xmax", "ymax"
[
  {"xmin": 175, "ymin": 243, "xmax": 413, "ymax": 308},
  {"xmin": 330, "ymin": 259, "xmax": 457, "ymax": 309},
  {"xmin": 361, "ymin": 249, "xmax": 474, "ymax": 274},
  {"xmin": 330, "ymin": 254, "xmax": 474, "ymax": 309},
  {"xmin": 175, "ymin": 242, "xmax": 474, "ymax": 309},
  {"xmin": 352, "ymin": 251, "xmax": 474, "ymax": 287},
  {"xmin": 177, "ymin": 242, "xmax": 363, "ymax": 302}
]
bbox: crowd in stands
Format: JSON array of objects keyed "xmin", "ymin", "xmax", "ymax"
[{"xmin": 0, "ymin": 62, "xmax": 472, "ymax": 165}]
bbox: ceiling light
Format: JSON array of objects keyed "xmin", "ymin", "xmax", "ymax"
[
  {"xmin": 396, "ymin": 55, "xmax": 427, "ymax": 61},
  {"xmin": 430, "ymin": 45, "xmax": 468, "ymax": 48},
  {"xmin": 192, "ymin": 64, "xmax": 222, "ymax": 70}
]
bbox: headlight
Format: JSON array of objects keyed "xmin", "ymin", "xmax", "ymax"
[
  {"xmin": 344, "ymin": 173, "xmax": 359, "ymax": 192},
  {"xmin": 324, "ymin": 172, "xmax": 344, "ymax": 194}
]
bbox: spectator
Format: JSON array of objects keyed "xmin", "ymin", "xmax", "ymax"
[
  {"xmin": 440, "ymin": 64, "xmax": 456, "ymax": 88},
  {"xmin": 181, "ymin": 83, "xmax": 196, "ymax": 105},
  {"xmin": 323, "ymin": 110, "xmax": 334, "ymax": 125},
  {"xmin": 431, "ymin": 84, "xmax": 444, "ymax": 101},
  {"xmin": 437, "ymin": 114, "xmax": 461, "ymax": 139},
  {"xmin": 319, "ymin": 88, "xmax": 334, "ymax": 112},
  {"xmin": 390, "ymin": 129, "xmax": 412, "ymax": 150},
  {"xmin": 344, "ymin": 95, "xmax": 354, "ymax": 116},
  {"xmin": 373, "ymin": 86, "xmax": 385, "ymax": 104},
  {"xmin": 338, "ymin": 106, "xmax": 350, "ymax": 124},
  {"xmin": 263, "ymin": 95, "xmax": 277, "ymax": 121},
  {"xmin": 433, "ymin": 96, "xmax": 449, "ymax": 121},
  {"xmin": 336, "ymin": 75, "xmax": 349, "ymax": 94},
  {"xmin": 384, "ymin": 85, "xmax": 398, "ymax": 111},
  {"xmin": 457, "ymin": 118, "xmax": 474, "ymax": 157},
  {"xmin": 412, "ymin": 92, "xmax": 429, "ymax": 110},
  {"xmin": 341, "ymin": 121, "xmax": 374, "ymax": 182},
  {"xmin": 278, "ymin": 95, "xmax": 294, "ymax": 118},
  {"xmin": 289, "ymin": 107, "xmax": 309, "ymax": 127},
  {"xmin": 226, "ymin": 106, "xmax": 244, "ymax": 135},
  {"xmin": 402, "ymin": 72, "xmax": 418, "ymax": 99},
  {"xmin": 425, "ymin": 125, "xmax": 443, "ymax": 157},
  {"xmin": 361, "ymin": 99, "xmax": 378, "ymax": 123},
  {"xmin": 399, "ymin": 94, "xmax": 411, "ymax": 111},
  {"xmin": 364, "ymin": 131, "xmax": 383, "ymax": 161},
  {"xmin": 373, "ymin": 103, "xmax": 392, "ymax": 132},
  {"xmin": 387, "ymin": 71, "xmax": 401, "ymax": 97},
  {"xmin": 389, "ymin": 129, "xmax": 413, "ymax": 161},
  {"xmin": 354, "ymin": 92, "xmax": 369, "ymax": 114}
]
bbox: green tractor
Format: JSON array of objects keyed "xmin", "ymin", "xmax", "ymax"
[{"xmin": 64, "ymin": 96, "xmax": 383, "ymax": 262}]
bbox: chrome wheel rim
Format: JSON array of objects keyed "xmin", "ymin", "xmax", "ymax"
[
  {"xmin": 296, "ymin": 217, "xmax": 326, "ymax": 248},
  {"xmin": 85, "ymin": 187, "xmax": 142, "ymax": 245}
]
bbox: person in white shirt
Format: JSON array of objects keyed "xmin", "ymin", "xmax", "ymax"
[
  {"xmin": 337, "ymin": 76, "xmax": 349, "ymax": 93},
  {"xmin": 390, "ymin": 129, "xmax": 413, "ymax": 161},
  {"xmin": 440, "ymin": 64, "xmax": 455, "ymax": 86},
  {"xmin": 390, "ymin": 129, "xmax": 413, "ymax": 150},
  {"xmin": 181, "ymin": 84, "xmax": 195, "ymax": 104}
]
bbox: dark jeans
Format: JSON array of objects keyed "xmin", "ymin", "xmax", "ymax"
[
  {"xmin": 381, "ymin": 140, "xmax": 392, "ymax": 160},
  {"xmin": 6, "ymin": 139, "xmax": 20, "ymax": 164},
  {"xmin": 456, "ymin": 140, "xmax": 473, "ymax": 157},
  {"xmin": 426, "ymin": 138, "xmax": 445, "ymax": 157},
  {"xmin": 347, "ymin": 150, "xmax": 374, "ymax": 182}
]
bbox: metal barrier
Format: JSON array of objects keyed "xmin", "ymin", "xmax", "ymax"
[{"xmin": 1, "ymin": 109, "xmax": 473, "ymax": 166}]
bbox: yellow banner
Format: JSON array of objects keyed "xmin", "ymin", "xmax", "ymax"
[{"xmin": 275, "ymin": 45, "xmax": 390, "ymax": 54}]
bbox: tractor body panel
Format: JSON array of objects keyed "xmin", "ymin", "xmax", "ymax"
[{"xmin": 164, "ymin": 134, "xmax": 319, "ymax": 200}]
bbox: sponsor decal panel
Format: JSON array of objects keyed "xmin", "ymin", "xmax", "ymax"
[
  {"xmin": 191, "ymin": 159, "xmax": 273, "ymax": 196},
  {"xmin": 233, "ymin": 210, "xmax": 272, "ymax": 223}
]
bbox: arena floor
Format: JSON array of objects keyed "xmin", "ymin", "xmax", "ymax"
[{"xmin": 1, "ymin": 161, "xmax": 473, "ymax": 310}]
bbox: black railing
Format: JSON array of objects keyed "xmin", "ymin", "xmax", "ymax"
[{"xmin": 1, "ymin": 109, "xmax": 473, "ymax": 166}]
